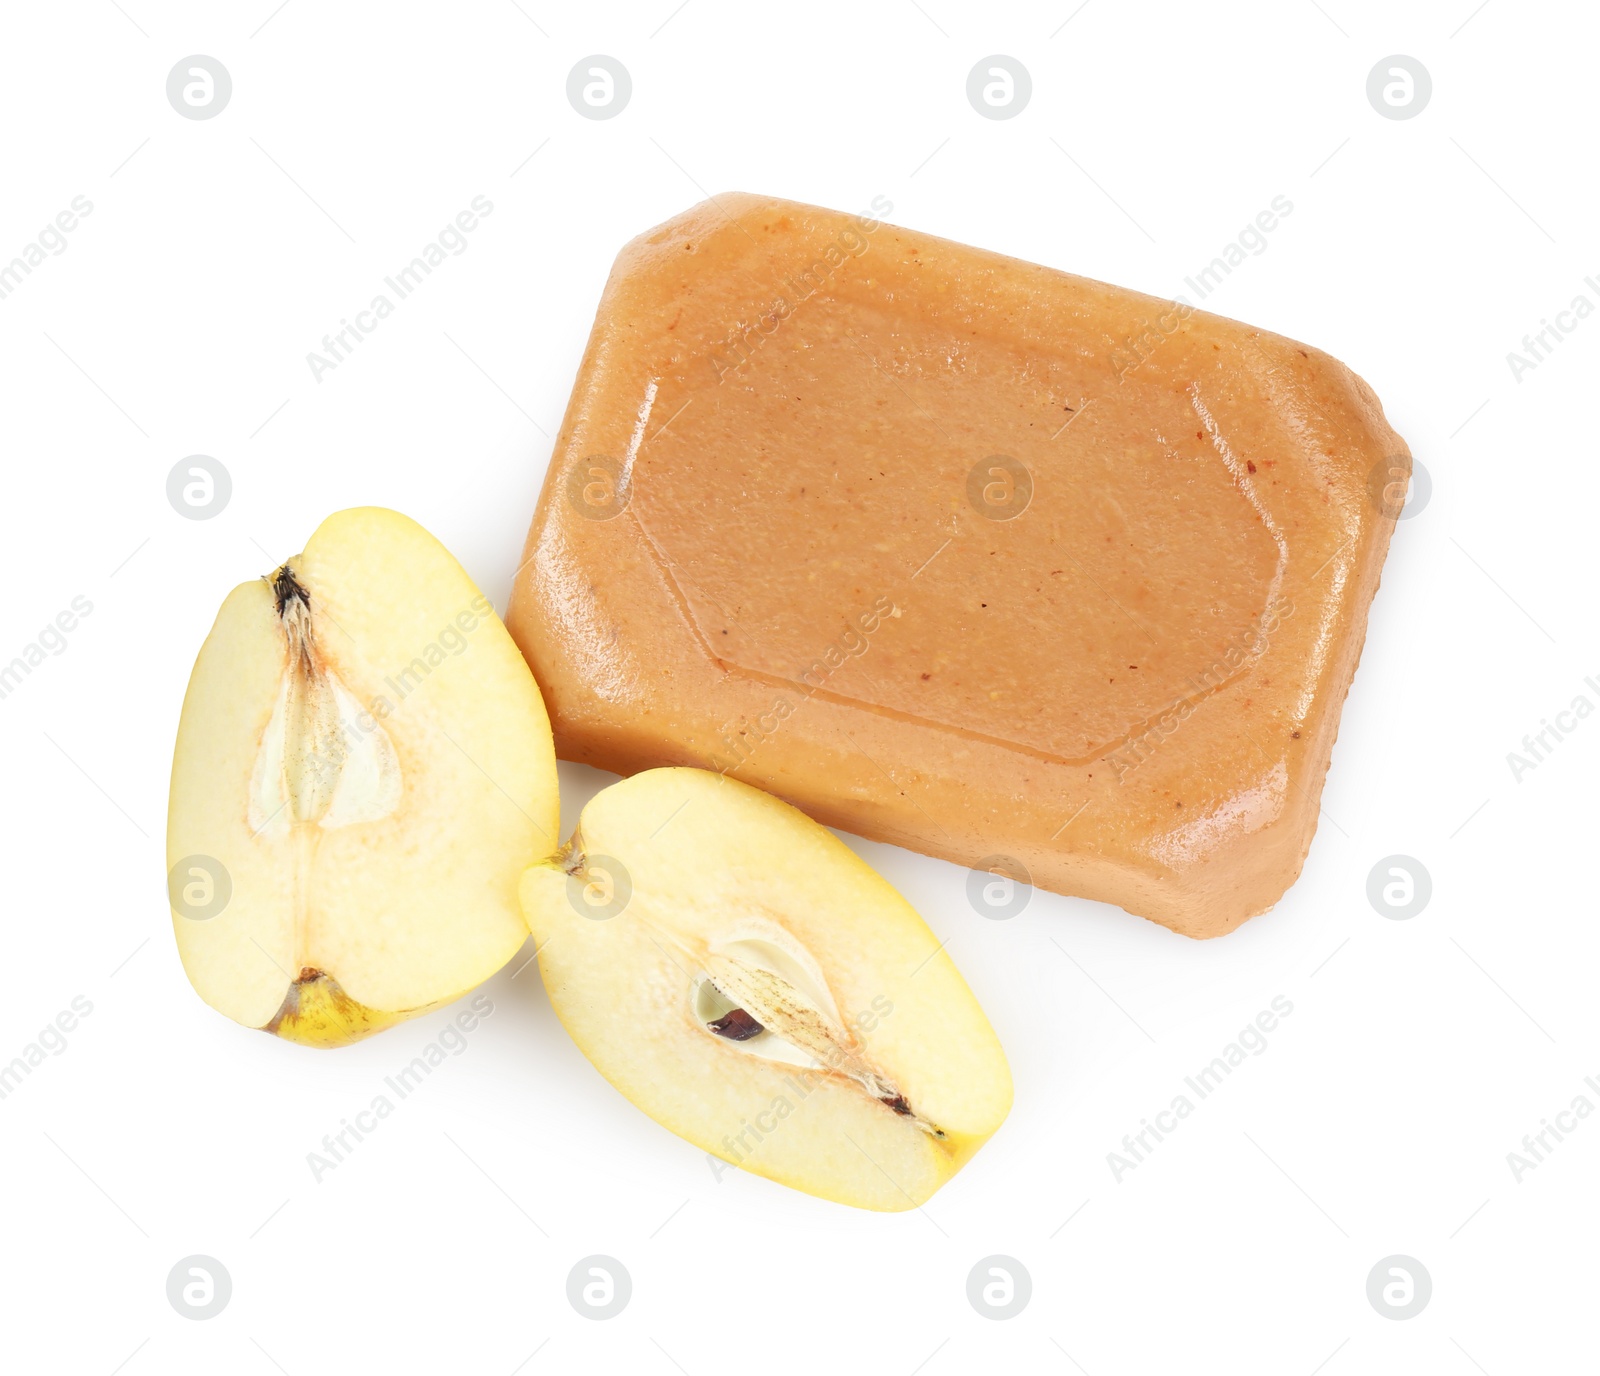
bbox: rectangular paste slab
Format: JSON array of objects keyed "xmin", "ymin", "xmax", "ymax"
[{"xmin": 508, "ymin": 193, "xmax": 1408, "ymax": 938}]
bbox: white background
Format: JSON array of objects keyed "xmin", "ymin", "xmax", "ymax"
[{"xmin": 1, "ymin": 1, "xmax": 1594, "ymax": 1371}]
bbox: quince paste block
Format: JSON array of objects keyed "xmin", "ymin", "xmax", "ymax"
[{"xmin": 507, "ymin": 193, "xmax": 1408, "ymax": 939}]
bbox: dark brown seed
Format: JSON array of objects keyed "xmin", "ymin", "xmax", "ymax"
[
  {"xmin": 271, "ymin": 565, "xmax": 310, "ymax": 616},
  {"xmin": 708, "ymin": 1008, "xmax": 764, "ymax": 1041},
  {"xmin": 881, "ymin": 1094, "xmax": 914, "ymax": 1116}
]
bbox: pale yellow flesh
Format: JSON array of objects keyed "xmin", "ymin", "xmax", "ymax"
[
  {"xmin": 521, "ymin": 767, "xmax": 1012, "ymax": 1210},
  {"xmin": 168, "ymin": 507, "xmax": 560, "ymax": 1045}
]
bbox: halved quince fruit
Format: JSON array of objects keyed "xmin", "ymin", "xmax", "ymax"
[
  {"xmin": 520, "ymin": 767, "xmax": 1012, "ymax": 1210},
  {"xmin": 168, "ymin": 507, "xmax": 558, "ymax": 1046}
]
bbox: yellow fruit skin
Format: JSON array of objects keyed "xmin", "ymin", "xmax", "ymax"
[{"xmin": 261, "ymin": 971, "xmax": 441, "ymax": 1048}]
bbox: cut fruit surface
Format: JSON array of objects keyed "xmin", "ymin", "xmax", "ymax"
[
  {"xmin": 520, "ymin": 767, "xmax": 1012, "ymax": 1210},
  {"xmin": 168, "ymin": 507, "xmax": 559, "ymax": 1046}
]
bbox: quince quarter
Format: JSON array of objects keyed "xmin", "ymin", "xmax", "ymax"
[
  {"xmin": 520, "ymin": 767, "xmax": 1013, "ymax": 1210},
  {"xmin": 167, "ymin": 508, "xmax": 559, "ymax": 1046}
]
